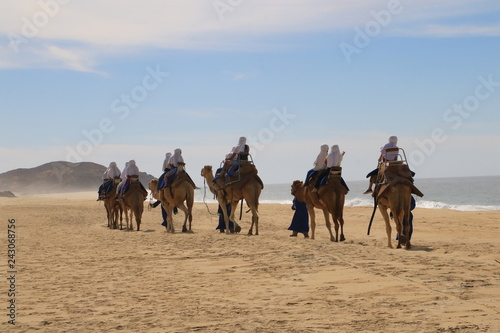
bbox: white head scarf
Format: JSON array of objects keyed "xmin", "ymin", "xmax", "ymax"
[
  {"xmin": 327, "ymin": 145, "xmax": 343, "ymax": 167},
  {"xmin": 169, "ymin": 148, "xmax": 184, "ymax": 167},
  {"xmin": 381, "ymin": 136, "xmax": 399, "ymax": 161},
  {"xmin": 314, "ymin": 144, "xmax": 329, "ymax": 169},
  {"xmin": 162, "ymin": 152, "xmax": 172, "ymax": 171},
  {"xmin": 126, "ymin": 159, "xmax": 139, "ymax": 176},
  {"xmin": 120, "ymin": 162, "xmax": 129, "ymax": 180},
  {"xmin": 232, "ymin": 137, "xmax": 247, "ymax": 154},
  {"xmin": 106, "ymin": 161, "xmax": 121, "ymax": 179}
]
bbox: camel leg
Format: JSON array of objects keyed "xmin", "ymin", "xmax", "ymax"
[
  {"xmin": 322, "ymin": 209, "xmax": 336, "ymax": 242},
  {"xmin": 119, "ymin": 207, "xmax": 123, "ymax": 230},
  {"xmin": 394, "ymin": 211, "xmax": 405, "ymax": 249},
  {"xmin": 187, "ymin": 200, "xmax": 193, "ymax": 233},
  {"xmin": 378, "ymin": 206, "xmax": 393, "ymax": 248},
  {"xmin": 217, "ymin": 198, "xmax": 231, "ymax": 234},
  {"xmin": 338, "ymin": 216, "xmax": 345, "ymax": 242},
  {"xmin": 122, "ymin": 207, "xmax": 129, "ymax": 230},
  {"xmin": 128, "ymin": 210, "xmax": 134, "ymax": 231},
  {"xmin": 248, "ymin": 206, "xmax": 259, "ymax": 236},
  {"xmin": 135, "ymin": 206, "xmax": 142, "ymax": 231},
  {"xmin": 124, "ymin": 209, "xmax": 130, "ymax": 231},
  {"xmin": 230, "ymin": 201, "xmax": 239, "ymax": 234},
  {"xmin": 176, "ymin": 203, "xmax": 190, "ymax": 233},
  {"xmin": 403, "ymin": 207, "xmax": 411, "ymax": 250},
  {"xmin": 162, "ymin": 202, "xmax": 175, "ymax": 233},
  {"xmin": 338, "ymin": 195, "xmax": 346, "ymax": 242},
  {"xmin": 308, "ymin": 204, "xmax": 317, "ymax": 240}
]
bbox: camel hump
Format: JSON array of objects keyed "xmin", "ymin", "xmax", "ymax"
[
  {"xmin": 239, "ymin": 163, "xmax": 258, "ymax": 175},
  {"xmin": 255, "ymin": 174, "xmax": 264, "ymax": 189},
  {"xmin": 171, "ymin": 171, "xmax": 197, "ymax": 189}
]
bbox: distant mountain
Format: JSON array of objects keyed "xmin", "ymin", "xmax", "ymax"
[{"xmin": 0, "ymin": 161, "xmax": 155, "ymax": 195}]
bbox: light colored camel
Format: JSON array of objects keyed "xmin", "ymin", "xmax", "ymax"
[
  {"xmin": 201, "ymin": 164, "xmax": 263, "ymax": 235},
  {"xmin": 104, "ymin": 178, "xmax": 122, "ymax": 229},
  {"xmin": 292, "ymin": 172, "xmax": 346, "ymax": 242},
  {"xmin": 374, "ymin": 162, "xmax": 424, "ymax": 249},
  {"xmin": 148, "ymin": 166, "xmax": 194, "ymax": 233},
  {"xmin": 119, "ymin": 180, "xmax": 147, "ymax": 231},
  {"xmin": 377, "ymin": 182, "xmax": 412, "ymax": 249}
]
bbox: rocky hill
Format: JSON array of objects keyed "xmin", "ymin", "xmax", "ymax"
[{"xmin": 0, "ymin": 161, "xmax": 155, "ymax": 195}]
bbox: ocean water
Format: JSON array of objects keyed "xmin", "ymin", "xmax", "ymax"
[{"xmin": 194, "ymin": 176, "xmax": 500, "ymax": 212}]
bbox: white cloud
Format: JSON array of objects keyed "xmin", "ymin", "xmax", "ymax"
[{"xmin": 1, "ymin": 0, "xmax": 499, "ymax": 71}]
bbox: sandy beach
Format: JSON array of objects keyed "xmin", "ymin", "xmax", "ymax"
[{"xmin": 1, "ymin": 192, "xmax": 499, "ymax": 332}]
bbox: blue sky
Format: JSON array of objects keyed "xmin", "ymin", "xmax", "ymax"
[{"xmin": 1, "ymin": 0, "xmax": 499, "ymax": 184}]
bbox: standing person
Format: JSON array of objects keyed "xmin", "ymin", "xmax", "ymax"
[
  {"xmin": 364, "ymin": 136, "xmax": 398, "ymax": 194},
  {"xmin": 315, "ymin": 145, "xmax": 349, "ymax": 192},
  {"xmin": 216, "ymin": 203, "xmax": 236, "ymax": 233},
  {"xmin": 288, "ymin": 183, "xmax": 309, "ymax": 238},
  {"xmin": 304, "ymin": 144, "xmax": 329, "ymax": 186}
]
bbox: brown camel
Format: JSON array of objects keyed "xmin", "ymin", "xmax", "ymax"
[
  {"xmin": 377, "ymin": 182, "xmax": 412, "ymax": 249},
  {"xmin": 293, "ymin": 171, "xmax": 345, "ymax": 242},
  {"xmin": 374, "ymin": 162, "xmax": 424, "ymax": 249},
  {"xmin": 201, "ymin": 164, "xmax": 263, "ymax": 235},
  {"xmin": 104, "ymin": 178, "xmax": 122, "ymax": 229},
  {"xmin": 119, "ymin": 179, "xmax": 147, "ymax": 231},
  {"xmin": 148, "ymin": 166, "xmax": 194, "ymax": 233}
]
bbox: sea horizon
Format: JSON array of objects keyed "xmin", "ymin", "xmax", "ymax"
[{"xmin": 195, "ymin": 175, "xmax": 500, "ymax": 212}]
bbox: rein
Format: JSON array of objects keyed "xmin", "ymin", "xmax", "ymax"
[{"xmin": 203, "ymin": 178, "xmax": 220, "ymax": 216}]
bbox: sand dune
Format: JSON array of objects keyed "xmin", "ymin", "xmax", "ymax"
[{"xmin": 1, "ymin": 194, "xmax": 498, "ymax": 332}]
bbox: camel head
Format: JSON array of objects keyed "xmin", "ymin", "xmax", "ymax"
[
  {"xmin": 148, "ymin": 179, "xmax": 159, "ymax": 192},
  {"xmin": 201, "ymin": 165, "xmax": 213, "ymax": 178},
  {"xmin": 291, "ymin": 180, "xmax": 304, "ymax": 196}
]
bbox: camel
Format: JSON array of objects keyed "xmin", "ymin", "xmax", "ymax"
[
  {"xmin": 373, "ymin": 162, "xmax": 424, "ymax": 249},
  {"xmin": 119, "ymin": 179, "xmax": 147, "ymax": 231},
  {"xmin": 103, "ymin": 178, "xmax": 123, "ymax": 229},
  {"xmin": 294, "ymin": 169, "xmax": 346, "ymax": 242},
  {"xmin": 148, "ymin": 165, "xmax": 194, "ymax": 233},
  {"xmin": 201, "ymin": 164, "xmax": 263, "ymax": 235}
]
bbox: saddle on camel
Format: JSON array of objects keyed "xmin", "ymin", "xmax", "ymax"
[
  {"xmin": 151, "ymin": 163, "xmax": 195, "ymax": 233},
  {"xmin": 104, "ymin": 177, "xmax": 123, "ymax": 229},
  {"xmin": 368, "ymin": 147, "xmax": 424, "ymax": 249},
  {"xmin": 202, "ymin": 148, "xmax": 264, "ymax": 235},
  {"xmin": 120, "ymin": 176, "xmax": 148, "ymax": 231},
  {"xmin": 302, "ymin": 166, "xmax": 347, "ymax": 242}
]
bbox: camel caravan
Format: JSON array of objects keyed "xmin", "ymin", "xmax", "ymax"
[
  {"xmin": 97, "ymin": 135, "xmax": 423, "ymax": 249},
  {"xmin": 98, "ymin": 160, "xmax": 148, "ymax": 231}
]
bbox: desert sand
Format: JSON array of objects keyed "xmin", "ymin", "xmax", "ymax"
[{"xmin": 1, "ymin": 192, "xmax": 499, "ymax": 332}]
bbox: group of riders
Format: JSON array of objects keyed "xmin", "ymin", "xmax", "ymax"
[
  {"xmin": 97, "ymin": 137, "xmax": 252, "ymax": 202},
  {"xmin": 97, "ymin": 135, "xmax": 414, "ymax": 234},
  {"xmin": 98, "ymin": 135, "xmax": 409, "ymax": 202}
]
